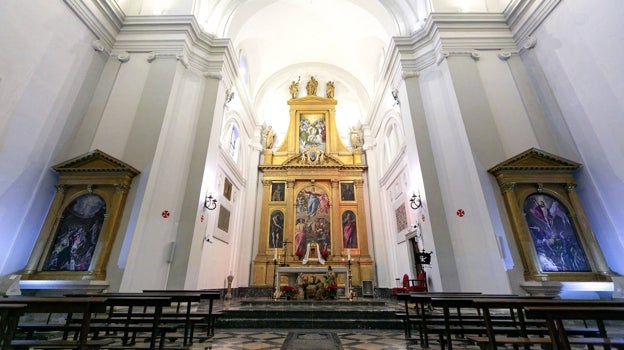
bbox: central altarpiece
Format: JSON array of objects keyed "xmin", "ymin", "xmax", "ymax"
[{"xmin": 252, "ymin": 77, "xmax": 371, "ymax": 291}]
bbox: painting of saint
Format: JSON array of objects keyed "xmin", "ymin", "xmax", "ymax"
[
  {"xmin": 342, "ymin": 210, "xmax": 358, "ymax": 248},
  {"xmin": 271, "ymin": 182, "xmax": 285, "ymax": 202},
  {"xmin": 269, "ymin": 210, "xmax": 284, "ymax": 248},
  {"xmin": 340, "ymin": 183, "xmax": 355, "ymax": 201},
  {"xmin": 43, "ymin": 194, "xmax": 106, "ymax": 271},
  {"xmin": 523, "ymin": 193, "xmax": 590, "ymax": 272}
]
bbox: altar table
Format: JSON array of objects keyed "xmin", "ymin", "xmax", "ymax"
[{"xmin": 276, "ymin": 266, "xmax": 350, "ymax": 294}]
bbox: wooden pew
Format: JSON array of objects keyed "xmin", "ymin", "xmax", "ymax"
[
  {"xmin": 470, "ymin": 299, "xmax": 624, "ymax": 350},
  {"xmin": 0, "ymin": 297, "xmax": 112, "ymax": 350},
  {"xmin": 396, "ymin": 292, "xmax": 484, "ymax": 344},
  {"xmin": 71, "ymin": 294, "xmax": 177, "ymax": 350},
  {"xmin": 525, "ymin": 306, "xmax": 624, "ymax": 350},
  {"xmin": 0, "ymin": 304, "xmax": 26, "ymax": 350},
  {"xmin": 142, "ymin": 290, "xmax": 221, "ymax": 343}
]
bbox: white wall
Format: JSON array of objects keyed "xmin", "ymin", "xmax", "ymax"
[
  {"xmin": 527, "ymin": 0, "xmax": 624, "ymax": 274},
  {"xmin": 418, "ymin": 61, "xmax": 511, "ymax": 293},
  {"xmin": 0, "ymin": 1, "xmax": 105, "ymax": 277}
]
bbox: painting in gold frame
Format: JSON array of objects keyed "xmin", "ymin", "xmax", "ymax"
[
  {"xmin": 21, "ymin": 150, "xmax": 139, "ymax": 281},
  {"xmin": 489, "ymin": 148, "xmax": 612, "ymax": 282}
]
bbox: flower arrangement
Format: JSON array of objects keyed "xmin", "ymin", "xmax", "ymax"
[
  {"xmin": 326, "ymin": 283, "xmax": 338, "ymax": 299},
  {"xmin": 295, "ymin": 250, "xmax": 305, "ymax": 260},
  {"xmin": 280, "ymin": 285, "xmax": 298, "ymax": 299},
  {"xmin": 320, "ymin": 250, "xmax": 329, "ymax": 259}
]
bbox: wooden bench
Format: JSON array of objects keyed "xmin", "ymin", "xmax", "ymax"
[
  {"xmin": 396, "ymin": 292, "xmax": 484, "ymax": 343},
  {"xmin": 469, "ymin": 299, "xmax": 624, "ymax": 350},
  {"xmin": 68, "ymin": 294, "xmax": 180, "ymax": 350},
  {"xmin": 429, "ymin": 296, "xmax": 530, "ymax": 350},
  {"xmin": 0, "ymin": 304, "xmax": 26, "ymax": 350},
  {"xmin": 0, "ymin": 296, "xmax": 113, "ymax": 350},
  {"xmin": 142, "ymin": 290, "xmax": 221, "ymax": 343},
  {"xmin": 525, "ymin": 305, "xmax": 624, "ymax": 350},
  {"xmin": 95, "ymin": 294, "xmax": 180, "ymax": 350}
]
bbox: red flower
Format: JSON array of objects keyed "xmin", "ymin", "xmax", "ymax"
[
  {"xmin": 326, "ymin": 283, "xmax": 338, "ymax": 291},
  {"xmin": 321, "ymin": 250, "xmax": 329, "ymax": 258},
  {"xmin": 295, "ymin": 250, "xmax": 305, "ymax": 257},
  {"xmin": 280, "ymin": 285, "xmax": 298, "ymax": 298}
]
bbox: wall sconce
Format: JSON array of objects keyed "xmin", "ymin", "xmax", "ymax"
[
  {"xmin": 410, "ymin": 193, "xmax": 422, "ymax": 210},
  {"xmin": 204, "ymin": 194, "xmax": 217, "ymax": 210}
]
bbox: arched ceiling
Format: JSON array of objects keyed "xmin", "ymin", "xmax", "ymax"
[{"xmin": 196, "ymin": 0, "xmax": 428, "ymax": 101}]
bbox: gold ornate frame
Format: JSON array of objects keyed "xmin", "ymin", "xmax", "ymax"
[
  {"xmin": 21, "ymin": 150, "xmax": 139, "ymax": 281},
  {"xmin": 489, "ymin": 148, "xmax": 612, "ymax": 282}
]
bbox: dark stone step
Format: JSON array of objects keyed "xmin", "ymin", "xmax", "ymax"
[
  {"xmin": 218, "ymin": 310, "xmax": 398, "ymax": 320},
  {"xmin": 215, "ymin": 300, "xmax": 403, "ymax": 330},
  {"xmin": 216, "ymin": 317, "xmax": 402, "ymax": 330}
]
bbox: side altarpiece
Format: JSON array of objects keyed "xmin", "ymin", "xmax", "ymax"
[
  {"xmin": 21, "ymin": 150, "xmax": 139, "ymax": 281},
  {"xmin": 253, "ymin": 78, "xmax": 371, "ymax": 290},
  {"xmin": 489, "ymin": 148, "xmax": 612, "ymax": 284}
]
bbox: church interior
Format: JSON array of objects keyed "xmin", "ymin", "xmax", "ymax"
[{"xmin": 1, "ymin": 0, "xmax": 623, "ymax": 303}]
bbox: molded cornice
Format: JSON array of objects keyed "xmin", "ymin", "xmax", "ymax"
[
  {"xmin": 65, "ymin": 1, "xmax": 256, "ymax": 128},
  {"xmin": 369, "ymin": 12, "xmax": 520, "ymax": 127},
  {"xmin": 63, "ymin": 0, "xmax": 124, "ymax": 52},
  {"xmin": 394, "ymin": 12, "xmax": 518, "ymax": 70},
  {"xmin": 504, "ymin": 0, "xmax": 561, "ymax": 49},
  {"xmin": 114, "ymin": 15, "xmax": 236, "ymax": 77}
]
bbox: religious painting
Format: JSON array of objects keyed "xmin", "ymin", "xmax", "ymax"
[
  {"xmin": 340, "ymin": 182, "xmax": 355, "ymax": 201},
  {"xmin": 223, "ymin": 177, "xmax": 233, "ymax": 201},
  {"xmin": 42, "ymin": 193, "xmax": 106, "ymax": 271},
  {"xmin": 523, "ymin": 193, "xmax": 590, "ymax": 272},
  {"xmin": 22, "ymin": 150, "xmax": 139, "ymax": 281},
  {"xmin": 228, "ymin": 124, "xmax": 240, "ymax": 161},
  {"xmin": 269, "ymin": 210, "xmax": 284, "ymax": 249},
  {"xmin": 217, "ymin": 205, "xmax": 231, "ymax": 234},
  {"xmin": 342, "ymin": 210, "xmax": 358, "ymax": 249},
  {"xmin": 294, "ymin": 185, "xmax": 331, "ymax": 256},
  {"xmin": 395, "ymin": 204, "xmax": 408, "ymax": 233},
  {"xmin": 299, "ymin": 114, "xmax": 326, "ymax": 153},
  {"xmin": 271, "ymin": 182, "xmax": 285, "ymax": 202}
]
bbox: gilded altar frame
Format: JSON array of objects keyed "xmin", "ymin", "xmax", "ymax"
[
  {"xmin": 254, "ymin": 81, "xmax": 370, "ymax": 288},
  {"xmin": 21, "ymin": 150, "xmax": 139, "ymax": 281},
  {"xmin": 489, "ymin": 148, "xmax": 611, "ymax": 282}
]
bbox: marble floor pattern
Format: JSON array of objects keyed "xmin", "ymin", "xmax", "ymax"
[
  {"xmin": 191, "ymin": 297, "xmax": 624, "ymax": 350},
  {"xmin": 193, "ymin": 329, "xmax": 478, "ymax": 350}
]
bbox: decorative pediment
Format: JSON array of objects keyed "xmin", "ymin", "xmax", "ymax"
[
  {"xmin": 488, "ymin": 148, "xmax": 580, "ymax": 175},
  {"xmin": 287, "ymin": 95, "xmax": 337, "ymax": 106},
  {"xmin": 53, "ymin": 149, "xmax": 140, "ymax": 176},
  {"xmin": 281, "ymin": 148, "xmax": 344, "ymax": 167}
]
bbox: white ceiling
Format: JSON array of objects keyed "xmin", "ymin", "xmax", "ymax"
[{"xmin": 115, "ymin": 0, "xmax": 509, "ymax": 125}]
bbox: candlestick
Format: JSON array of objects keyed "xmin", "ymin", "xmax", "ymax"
[
  {"xmin": 347, "ymin": 249, "xmax": 351, "ymax": 261},
  {"xmin": 274, "ymin": 248, "xmax": 278, "ymax": 261}
]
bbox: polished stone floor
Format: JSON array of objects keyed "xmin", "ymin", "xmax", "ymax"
[
  {"xmin": 193, "ymin": 296, "xmax": 473, "ymax": 350},
  {"xmin": 193, "ymin": 296, "xmax": 624, "ymax": 350},
  {"xmin": 196, "ymin": 329, "xmax": 436, "ymax": 350}
]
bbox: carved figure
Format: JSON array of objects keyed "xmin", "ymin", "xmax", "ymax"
[
  {"xmin": 326, "ymin": 81, "xmax": 335, "ymax": 98},
  {"xmin": 289, "ymin": 77, "xmax": 300, "ymax": 99},
  {"xmin": 306, "ymin": 76, "xmax": 318, "ymax": 96},
  {"xmin": 314, "ymin": 279, "xmax": 327, "ymax": 300},
  {"xmin": 263, "ymin": 126, "xmax": 275, "ymax": 149},
  {"xmin": 350, "ymin": 126, "xmax": 362, "ymax": 149}
]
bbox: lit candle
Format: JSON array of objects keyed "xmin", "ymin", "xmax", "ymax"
[
  {"xmin": 274, "ymin": 248, "xmax": 278, "ymax": 261},
  {"xmin": 347, "ymin": 249, "xmax": 351, "ymax": 261}
]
